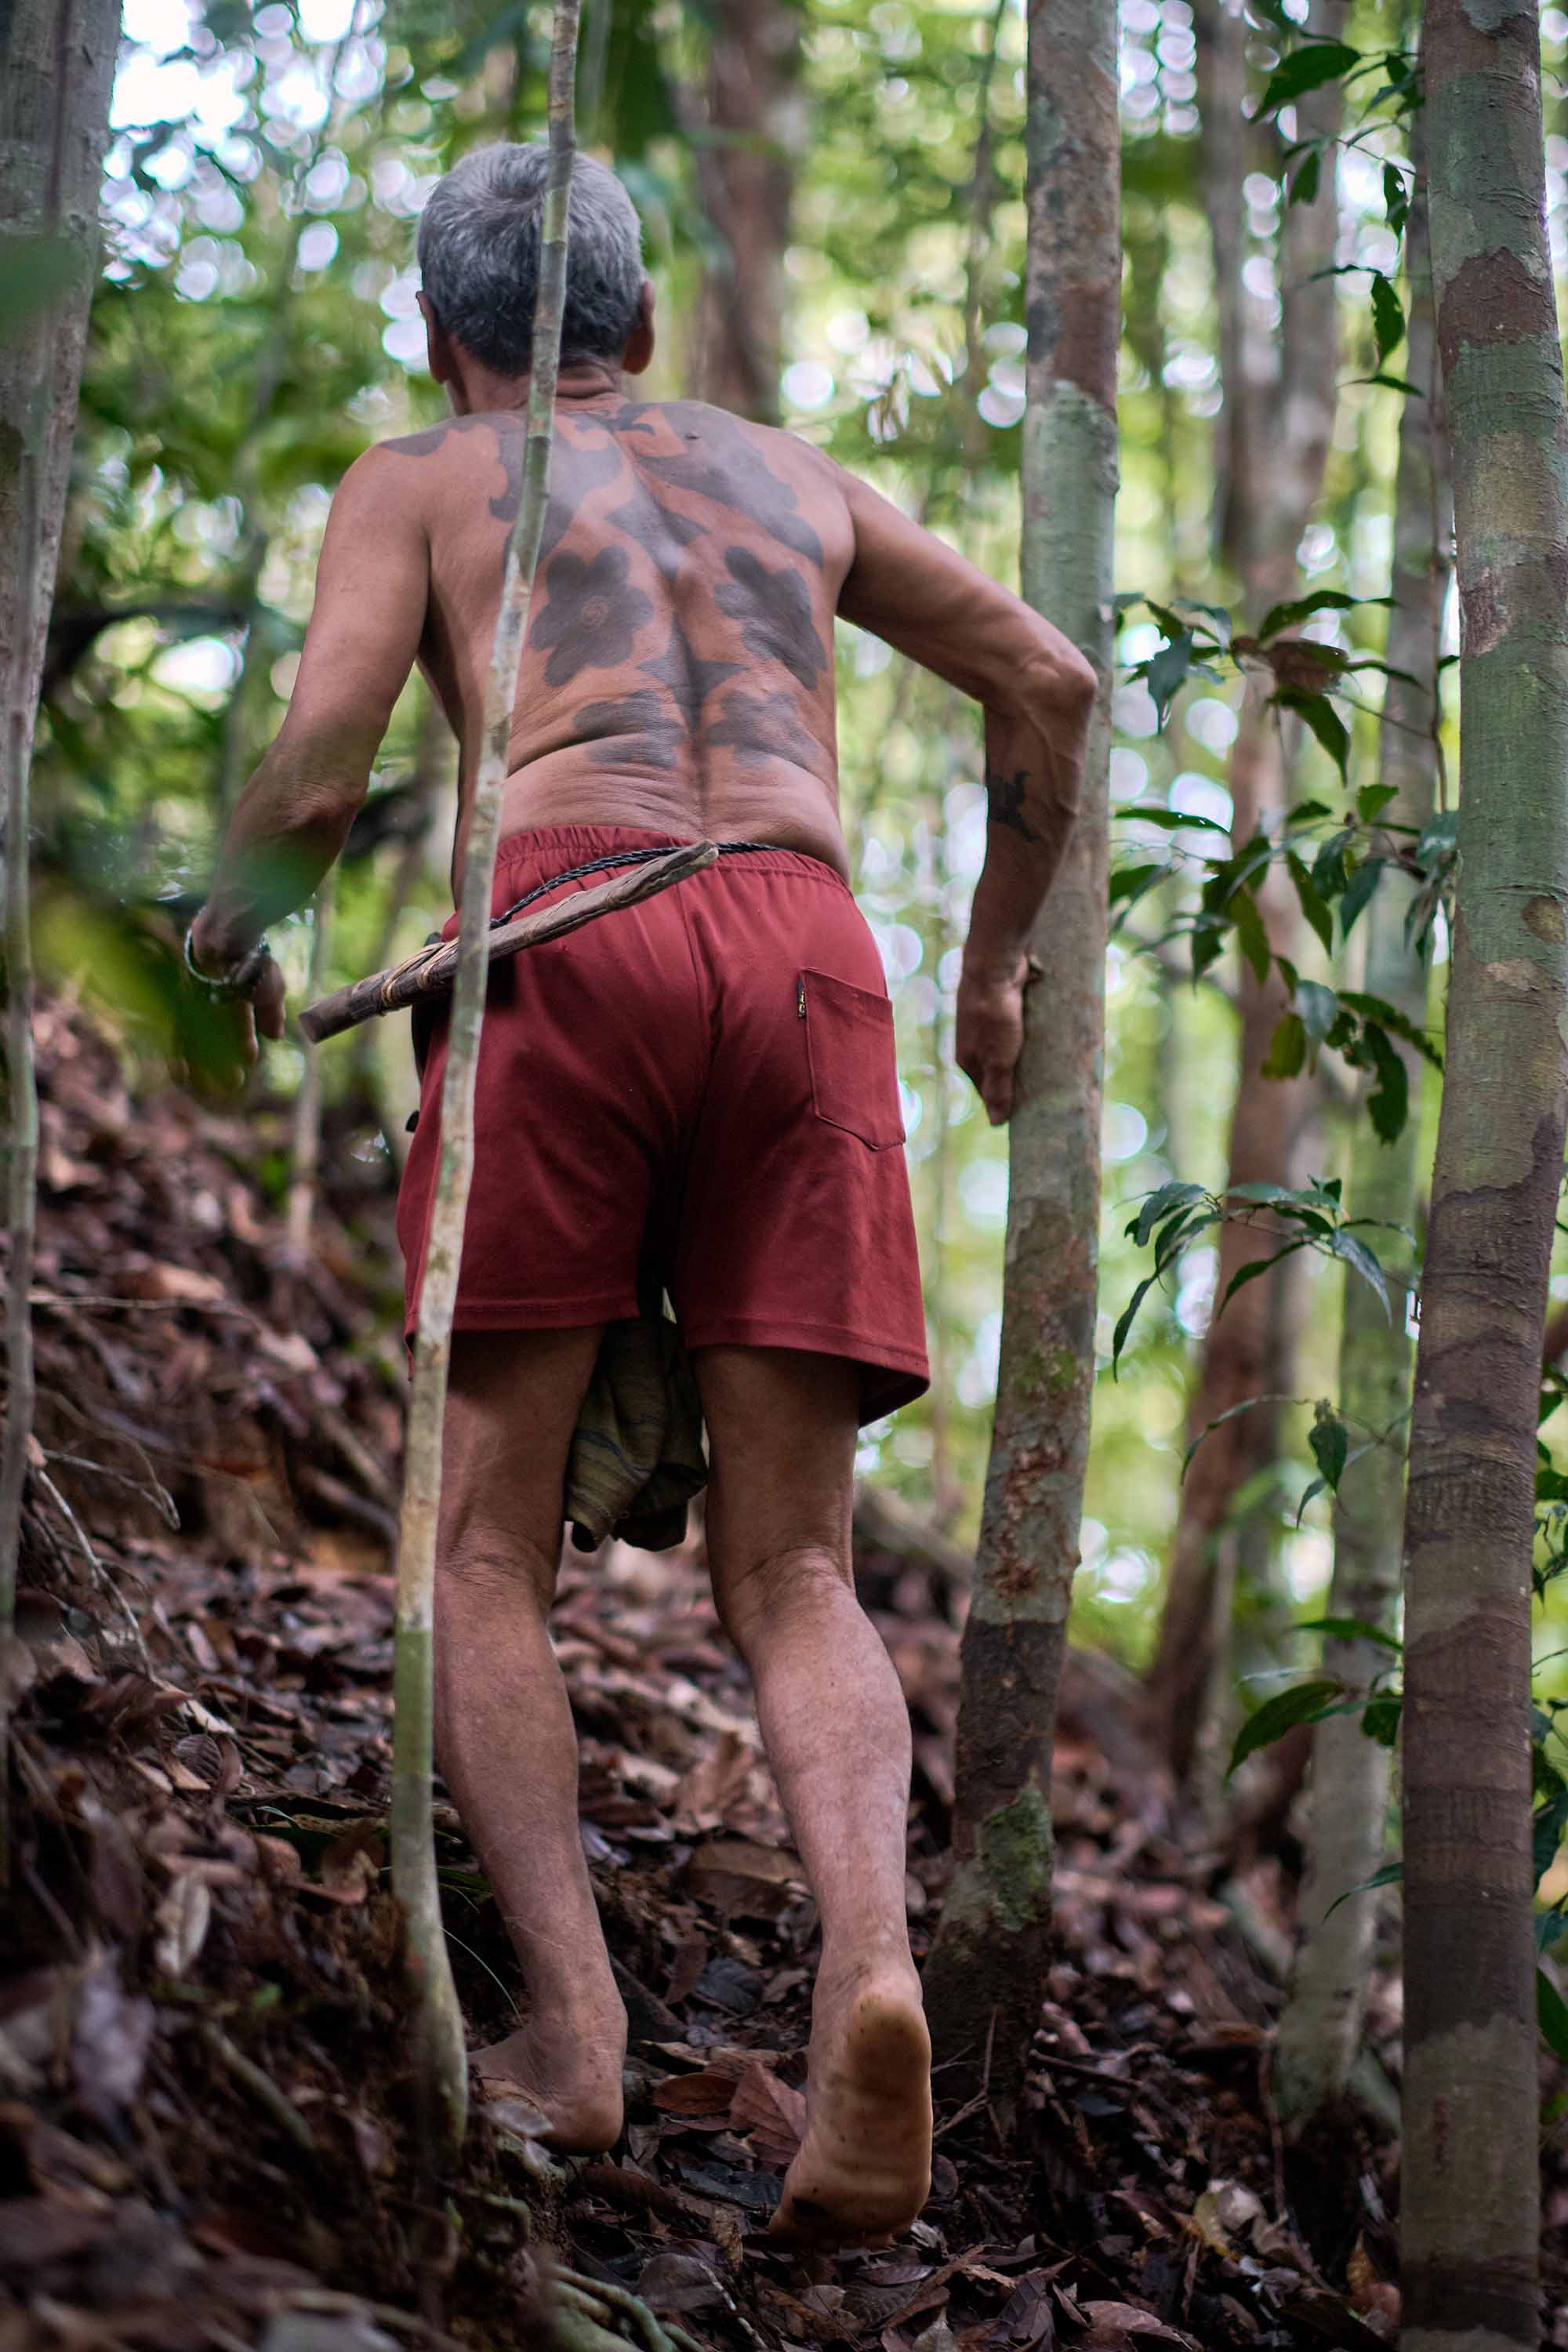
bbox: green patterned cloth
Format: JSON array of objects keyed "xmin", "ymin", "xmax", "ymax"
[{"xmin": 565, "ymin": 1309, "xmax": 707, "ymax": 1553}]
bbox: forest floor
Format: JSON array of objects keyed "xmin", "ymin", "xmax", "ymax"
[{"xmin": 6, "ymin": 994, "xmax": 1568, "ymax": 2352}]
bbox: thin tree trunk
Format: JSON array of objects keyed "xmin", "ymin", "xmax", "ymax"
[
  {"xmin": 285, "ymin": 885, "xmax": 336, "ymax": 1262},
  {"xmin": 920, "ymin": 0, "xmax": 1119, "ymax": 2113},
  {"xmin": 1144, "ymin": 0, "xmax": 1342, "ymax": 1780},
  {"xmin": 0, "ymin": 0, "xmax": 119, "ymax": 1881},
  {"xmin": 391, "ymin": 0, "xmax": 580, "ymax": 2170},
  {"xmin": 688, "ymin": 0, "xmax": 801, "ymax": 423},
  {"xmin": 1273, "ymin": 152, "xmax": 1450, "ymax": 2129},
  {"xmin": 1399, "ymin": 0, "xmax": 1568, "ymax": 2332}
]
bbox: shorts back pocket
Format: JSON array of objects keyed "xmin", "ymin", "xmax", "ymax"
[{"xmin": 800, "ymin": 967, "xmax": 905, "ymax": 1151}]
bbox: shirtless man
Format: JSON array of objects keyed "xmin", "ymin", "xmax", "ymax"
[{"xmin": 188, "ymin": 143, "xmax": 1094, "ymax": 2247}]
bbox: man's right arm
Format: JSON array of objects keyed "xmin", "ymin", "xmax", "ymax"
[{"xmin": 834, "ymin": 470, "xmax": 1098, "ymax": 1123}]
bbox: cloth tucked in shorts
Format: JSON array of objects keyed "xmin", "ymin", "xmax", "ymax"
[{"xmin": 395, "ymin": 825, "xmax": 930, "ymax": 1425}]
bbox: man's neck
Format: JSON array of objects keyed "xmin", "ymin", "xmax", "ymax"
[{"xmin": 450, "ymin": 356, "xmax": 626, "ymax": 416}]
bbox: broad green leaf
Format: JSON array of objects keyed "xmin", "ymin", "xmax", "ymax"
[
  {"xmin": 1536, "ymin": 1790, "xmax": 1568, "ymax": 1886},
  {"xmin": 1219, "ymin": 1235, "xmax": 1312, "ymax": 1313},
  {"xmin": 1361, "ymin": 1694, "xmax": 1403, "ymax": 1748},
  {"xmin": 1288, "ymin": 148, "xmax": 1321, "ymax": 205},
  {"xmin": 1286, "ymin": 797, "xmax": 1334, "ymax": 827},
  {"xmin": 1145, "ymin": 629, "xmax": 1196, "ymax": 725},
  {"xmin": 1286, "ymin": 851, "xmax": 1335, "ymax": 958},
  {"xmin": 1257, "ymin": 588, "xmax": 1393, "ymax": 644},
  {"xmin": 1330, "ymin": 1227, "xmax": 1392, "ymax": 1316},
  {"xmin": 1229, "ymin": 1679, "xmax": 1345, "ymax": 1776},
  {"xmin": 1383, "ymin": 160, "xmax": 1409, "ymax": 236},
  {"xmin": 1308, "ymin": 1406, "xmax": 1349, "ymax": 1493},
  {"xmin": 1538, "ymin": 1907, "xmax": 1568, "ymax": 1953},
  {"xmin": 1298, "ymin": 978, "xmax": 1340, "ymax": 1051},
  {"xmin": 1131, "ymin": 1179, "xmax": 1207, "ymax": 1249},
  {"xmin": 1252, "ymin": 38, "xmax": 1362, "ymax": 118},
  {"xmin": 1370, "ymin": 271, "xmax": 1406, "ymax": 367},
  {"xmin": 1358, "ymin": 783, "xmax": 1399, "ymax": 822},
  {"xmin": 1261, "ymin": 1012, "xmax": 1306, "ymax": 1080},
  {"xmin": 1124, "ymin": 805, "xmax": 1231, "ymax": 835},
  {"xmin": 1338, "ymin": 991, "xmax": 1443, "ymax": 1067},
  {"xmin": 1339, "ymin": 856, "xmax": 1386, "ymax": 940},
  {"xmin": 1276, "ymin": 688, "xmax": 1350, "ymax": 782},
  {"xmin": 1362, "ymin": 1021, "xmax": 1410, "ymax": 1144},
  {"xmin": 1109, "ymin": 860, "xmax": 1167, "ymax": 907}
]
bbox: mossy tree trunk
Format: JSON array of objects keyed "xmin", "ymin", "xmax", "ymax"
[
  {"xmin": 1399, "ymin": 0, "xmax": 1568, "ymax": 2337},
  {"xmin": 1273, "ymin": 150, "xmax": 1450, "ymax": 2129},
  {"xmin": 0, "ymin": 0, "xmax": 121, "ymax": 1878},
  {"xmin": 920, "ymin": 0, "xmax": 1119, "ymax": 2113}
]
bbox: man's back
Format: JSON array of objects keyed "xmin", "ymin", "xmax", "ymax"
[{"xmin": 379, "ymin": 390, "xmax": 857, "ymax": 878}]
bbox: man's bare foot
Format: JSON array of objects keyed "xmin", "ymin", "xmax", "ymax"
[
  {"xmin": 771, "ymin": 1962, "xmax": 932, "ymax": 2248},
  {"xmin": 473, "ymin": 2005, "xmax": 627, "ymax": 2154}
]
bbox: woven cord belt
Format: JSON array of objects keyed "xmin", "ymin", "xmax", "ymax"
[{"xmin": 489, "ymin": 837, "xmax": 776, "ymax": 929}]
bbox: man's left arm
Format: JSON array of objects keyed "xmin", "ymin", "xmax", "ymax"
[{"xmin": 188, "ymin": 447, "xmax": 430, "ymax": 1048}]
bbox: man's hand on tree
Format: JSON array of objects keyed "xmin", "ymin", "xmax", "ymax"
[{"xmin": 955, "ymin": 952, "xmax": 1029, "ymax": 1126}]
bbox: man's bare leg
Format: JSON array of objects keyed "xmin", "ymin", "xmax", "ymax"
[
  {"xmin": 695, "ymin": 1345, "xmax": 931, "ymax": 2245},
  {"xmin": 433, "ymin": 1325, "xmax": 627, "ymax": 2151}
]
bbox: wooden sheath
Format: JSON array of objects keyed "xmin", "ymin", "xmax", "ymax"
[{"xmin": 298, "ymin": 840, "xmax": 720, "ymax": 1044}]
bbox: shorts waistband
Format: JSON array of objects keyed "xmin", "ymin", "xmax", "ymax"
[{"xmin": 492, "ymin": 825, "xmax": 851, "ymax": 891}]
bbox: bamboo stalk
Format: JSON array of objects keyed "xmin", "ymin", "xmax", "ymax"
[
  {"xmin": 299, "ymin": 840, "xmax": 716, "ymax": 1044},
  {"xmin": 390, "ymin": 0, "xmax": 583, "ymax": 2176}
]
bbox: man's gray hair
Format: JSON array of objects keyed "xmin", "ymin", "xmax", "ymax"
[{"xmin": 417, "ymin": 143, "xmax": 644, "ymax": 376}]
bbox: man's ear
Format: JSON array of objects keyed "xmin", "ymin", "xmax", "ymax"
[
  {"xmin": 419, "ymin": 292, "xmax": 456, "ymax": 391},
  {"xmin": 622, "ymin": 280, "xmax": 656, "ymax": 377}
]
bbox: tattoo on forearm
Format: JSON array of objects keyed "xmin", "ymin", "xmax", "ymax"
[{"xmin": 985, "ymin": 768, "xmax": 1039, "ymax": 842}]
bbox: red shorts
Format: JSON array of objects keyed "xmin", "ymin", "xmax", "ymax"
[{"xmin": 395, "ymin": 826, "xmax": 929, "ymax": 1424}]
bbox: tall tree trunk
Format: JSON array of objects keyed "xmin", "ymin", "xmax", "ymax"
[
  {"xmin": 688, "ymin": 0, "xmax": 801, "ymax": 423},
  {"xmin": 1144, "ymin": 0, "xmax": 1342, "ymax": 1780},
  {"xmin": 1273, "ymin": 151, "xmax": 1450, "ymax": 2129},
  {"xmin": 1399, "ymin": 0, "xmax": 1568, "ymax": 2332},
  {"xmin": 0, "ymin": 0, "xmax": 120, "ymax": 1878},
  {"xmin": 390, "ymin": 0, "xmax": 580, "ymax": 2170},
  {"xmin": 920, "ymin": 0, "xmax": 1119, "ymax": 2112}
]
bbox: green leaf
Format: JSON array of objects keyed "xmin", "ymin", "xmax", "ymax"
[
  {"xmin": 1261, "ymin": 1012, "xmax": 1306, "ymax": 1080},
  {"xmin": 1229, "ymin": 1679, "xmax": 1345, "ymax": 1776},
  {"xmin": 1535, "ymin": 1788, "xmax": 1568, "ymax": 1886},
  {"xmin": 1112, "ymin": 1271, "xmax": 1161, "ymax": 1375},
  {"xmin": 1353, "ymin": 372, "xmax": 1427, "ymax": 397},
  {"xmin": 1383, "ymin": 160, "xmax": 1410, "ymax": 236},
  {"xmin": 1330, "ymin": 1227, "xmax": 1392, "ymax": 1316},
  {"xmin": 1297, "ymin": 1614, "xmax": 1403, "ymax": 1652},
  {"xmin": 1298, "ymin": 978, "xmax": 1340, "ymax": 1053},
  {"xmin": 1539, "ymin": 1968, "xmax": 1568, "ymax": 2062},
  {"xmin": 1288, "ymin": 147, "xmax": 1321, "ymax": 205},
  {"xmin": 1219, "ymin": 1236, "xmax": 1312, "ymax": 1313},
  {"xmin": 1361, "ymin": 1694, "xmax": 1403, "ymax": 1748},
  {"xmin": 1338, "ymin": 991, "xmax": 1443, "ymax": 1068},
  {"xmin": 1286, "ymin": 797, "xmax": 1334, "ymax": 827},
  {"xmin": 1276, "ymin": 688, "xmax": 1350, "ymax": 782},
  {"xmin": 1324, "ymin": 1860, "xmax": 1403, "ymax": 1918},
  {"xmin": 1358, "ymin": 783, "xmax": 1399, "ymax": 822},
  {"xmin": 1109, "ymin": 860, "xmax": 1167, "ymax": 911},
  {"xmin": 1145, "ymin": 629, "xmax": 1196, "ymax": 726},
  {"xmin": 1125, "ymin": 805, "xmax": 1232, "ymax": 835},
  {"xmin": 1362, "ymin": 1021, "xmax": 1410, "ymax": 1144},
  {"xmin": 1370, "ymin": 271, "xmax": 1406, "ymax": 368},
  {"xmin": 1131, "ymin": 1179, "xmax": 1207, "ymax": 1249},
  {"xmin": 1285, "ymin": 851, "xmax": 1334, "ymax": 958},
  {"xmin": 1232, "ymin": 885, "xmax": 1272, "ymax": 985},
  {"xmin": 1308, "ymin": 1406, "xmax": 1349, "ymax": 1493},
  {"xmin": 1252, "ymin": 38, "xmax": 1362, "ymax": 118},
  {"xmin": 1257, "ymin": 588, "xmax": 1393, "ymax": 643},
  {"xmin": 1339, "ymin": 856, "xmax": 1386, "ymax": 940},
  {"xmin": 1538, "ymin": 1906, "xmax": 1568, "ymax": 1954}
]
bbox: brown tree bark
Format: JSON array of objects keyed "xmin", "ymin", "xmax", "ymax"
[
  {"xmin": 1399, "ymin": 0, "xmax": 1568, "ymax": 2332},
  {"xmin": 688, "ymin": 0, "xmax": 802, "ymax": 423},
  {"xmin": 1143, "ymin": 0, "xmax": 1342, "ymax": 1780},
  {"xmin": 920, "ymin": 0, "xmax": 1120, "ymax": 2112},
  {"xmin": 1, "ymin": 0, "xmax": 121, "ymax": 1877}
]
